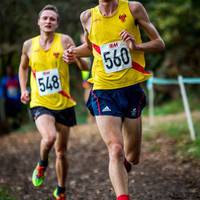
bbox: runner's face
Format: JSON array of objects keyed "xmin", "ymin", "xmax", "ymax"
[{"xmin": 38, "ymin": 10, "xmax": 58, "ymax": 33}]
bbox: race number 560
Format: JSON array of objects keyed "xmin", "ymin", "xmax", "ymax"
[{"xmin": 101, "ymin": 41, "xmax": 132, "ymax": 73}]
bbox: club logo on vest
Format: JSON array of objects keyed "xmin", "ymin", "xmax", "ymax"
[
  {"xmin": 53, "ymin": 52, "xmax": 60, "ymax": 58},
  {"xmin": 119, "ymin": 14, "xmax": 127, "ymax": 22},
  {"xmin": 93, "ymin": 18, "xmax": 101, "ymax": 23},
  {"xmin": 34, "ymin": 49, "xmax": 40, "ymax": 53}
]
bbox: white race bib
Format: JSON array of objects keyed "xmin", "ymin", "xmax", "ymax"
[
  {"xmin": 101, "ymin": 41, "xmax": 132, "ymax": 73},
  {"xmin": 36, "ymin": 68, "xmax": 62, "ymax": 96}
]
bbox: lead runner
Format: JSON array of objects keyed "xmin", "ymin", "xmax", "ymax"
[{"xmin": 63, "ymin": 0, "xmax": 165, "ymax": 199}]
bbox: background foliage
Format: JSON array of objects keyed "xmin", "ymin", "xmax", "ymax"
[
  {"xmin": 1, "ymin": 0, "xmax": 200, "ymax": 75},
  {"xmin": 0, "ymin": 0, "xmax": 200, "ymax": 106}
]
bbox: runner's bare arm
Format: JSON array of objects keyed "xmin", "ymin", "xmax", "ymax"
[
  {"xmin": 62, "ymin": 35, "xmax": 89, "ymax": 70},
  {"xmin": 121, "ymin": 1, "xmax": 165, "ymax": 52},
  {"xmin": 80, "ymin": 9, "xmax": 92, "ymax": 50},
  {"xmin": 18, "ymin": 40, "xmax": 31, "ymax": 104},
  {"xmin": 72, "ymin": 9, "xmax": 92, "ymax": 57},
  {"xmin": 62, "ymin": 10, "xmax": 92, "ymax": 62}
]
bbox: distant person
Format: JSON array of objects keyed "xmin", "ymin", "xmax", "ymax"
[
  {"xmin": 18, "ymin": 5, "xmax": 88, "ymax": 200},
  {"xmin": 63, "ymin": 0, "xmax": 165, "ymax": 199},
  {"xmin": 1, "ymin": 65, "xmax": 21, "ymax": 129},
  {"xmin": 80, "ymin": 33, "xmax": 95, "ymax": 123}
]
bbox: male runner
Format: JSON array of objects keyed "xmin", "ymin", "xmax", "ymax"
[
  {"xmin": 19, "ymin": 5, "xmax": 88, "ymax": 200},
  {"xmin": 63, "ymin": 0, "xmax": 165, "ymax": 199}
]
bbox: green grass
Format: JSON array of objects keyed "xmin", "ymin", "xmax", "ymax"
[
  {"xmin": 144, "ymin": 110, "xmax": 200, "ymax": 159},
  {"xmin": 148, "ymin": 143, "xmax": 161, "ymax": 153},
  {"xmin": 143, "ymin": 90, "xmax": 200, "ymax": 158},
  {"xmin": 154, "ymin": 99, "xmax": 184, "ymax": 115},
  {"xmin": 0, "ymin": 187, "xmax": 17, "ymax": 200},
  {"xmin": 143, "ymin": 93, "xmax": 200, "ymax": 116},
  {"xmin": 143, "ymin": 98, "xmax": 184, "ymax": 116},
  {"xmin": 177, "ymin": 120, "xmax": 200, "ymax": 158},
  {"xmin": 179, "ymin": 139, "xmax": 200, "ymax": 158},
  {"xmin": 159, "ymin": 122, "xmax": 189, "ymax": 139}
]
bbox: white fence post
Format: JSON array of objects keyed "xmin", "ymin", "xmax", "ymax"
[
  {"xmin": 178, "ymin": 76, "xmax": 196, "ymax": 141},
  {"xmin": 147, "ymin": 77, "xmax": 154, "ymax": 125}
]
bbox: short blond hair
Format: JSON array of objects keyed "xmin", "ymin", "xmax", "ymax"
[{"xmin": 38, "ymin": 5, "xmax": 60, "ymax": 22}]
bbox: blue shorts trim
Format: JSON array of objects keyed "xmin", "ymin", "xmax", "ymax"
[{"xmin": 86, "ymin": 84, "xmax": 146, "ymax": 119}]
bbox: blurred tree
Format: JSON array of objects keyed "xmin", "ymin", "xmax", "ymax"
[
  {"xmin": 0, "ymin": 0, "xmax": 96, "ymax": 68},
  {"xmin": 0, "ymin": 0, "xmax": 199, "ymax": 99},
  {"xmin": 140, "ymin": 0, "xmax": 200, "ymax": 77},
  {"xmin": 1, "ymin": 0, "xmax": 199, "ymax": 75}
]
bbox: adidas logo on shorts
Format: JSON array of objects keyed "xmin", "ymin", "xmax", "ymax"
[
  {"xmin": 131, "ymin": 108, "xmax": 137, "ymax": 117},
  {"xmin": 102, "ymin": 106, "xmax": 111, "ymax": 112}
]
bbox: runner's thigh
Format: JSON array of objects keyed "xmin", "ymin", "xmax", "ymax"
[
  {"xmin": 123, "ymin": 117, "xmax": 142, "ymax": 160},
  {"xmin": 35, "ymin": 114, "xmax": 57, "ymax": 139},
  {"xmin": 95, "ymin": 115, "xmax": 123, "ymax": 147}
]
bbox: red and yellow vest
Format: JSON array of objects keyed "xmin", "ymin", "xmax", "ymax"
[
  {"xmin": 29, "ymin": 33, "xmax": 76, "ymax": 109},
  {"xmin": 88, "ymin": 0, "xmax": 151, "ymax": 90}
]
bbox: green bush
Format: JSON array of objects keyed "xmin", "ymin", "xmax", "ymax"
[{"xmin": 0, "ymin": 188, "xmax": 17, "ymax": 200}]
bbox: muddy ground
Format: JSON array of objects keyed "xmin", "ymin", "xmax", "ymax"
[{"xmin": 0, "ymin": 121, "xmax": 200, "ymax": 200}]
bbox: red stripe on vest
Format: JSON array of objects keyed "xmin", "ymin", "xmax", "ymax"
[
  {"xmin": 92, "ymin": 43, "xmax": 101, "ymax": 54},
  {"xmin": 59, "ymin": 90, "xmax": 74, "ymax": 101},
  {"xmin": 32, "ymin": 70, "xmax": 36, "ymax": 79},
  {"xmin": 132, "ymin": 61, "xmax": 151, "ymax": 75}
]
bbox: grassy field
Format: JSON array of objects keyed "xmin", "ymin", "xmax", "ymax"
[
  {"xmin": 143, "ymin": 93, "xmax": 200, "ymax": 116},
  {"xmin": 143, "ymin": 95, "xmax": 200, "ymax": 159}
]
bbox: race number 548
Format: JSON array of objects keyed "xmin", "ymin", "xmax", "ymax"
[{"xmin": 36, "ymin": 68, "xmax": 62, "ymax": 96}]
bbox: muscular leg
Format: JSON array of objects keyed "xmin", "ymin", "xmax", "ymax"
[
  {"xmin": 35, "ymin": 115, "xmax": 57, "ymax": 162},
  {"xmin": 54, "ymin": 123, "xmax": 70, "ymax": 187},
  {"xmin": 123, "ymin": 117, "xmax": 142, "ymax": 165},
  {"xmin": 96, "ymin": 116, "xmax": 128, "ymax": 196}
]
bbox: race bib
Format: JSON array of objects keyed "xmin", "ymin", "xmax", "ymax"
[
  {"xmin": 101, "ymin": 41, "xmax": 132, "ymax": 73},
  {"xmin": 36, "ymin": 68, "xmax": 62, "ymax": 96}
]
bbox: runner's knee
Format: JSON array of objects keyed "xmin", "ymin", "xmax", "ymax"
[
  {"xmin": 55, "ymin": 150, "xmax": 66, "ymax": 159},
  {"xmin": 126, "ymin": 153, "xmax": 140, "ymax": 165},
  {"xmin": 108, "ymin": 143, "xmax": 124, "ymax": 161},
  {"xmin": 55, "ymin": 147, "xmax": 67, "ymax": 159},
  {"xmin": 43, "ymin": 135, "xmax": 56, "ymax": 148}
]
